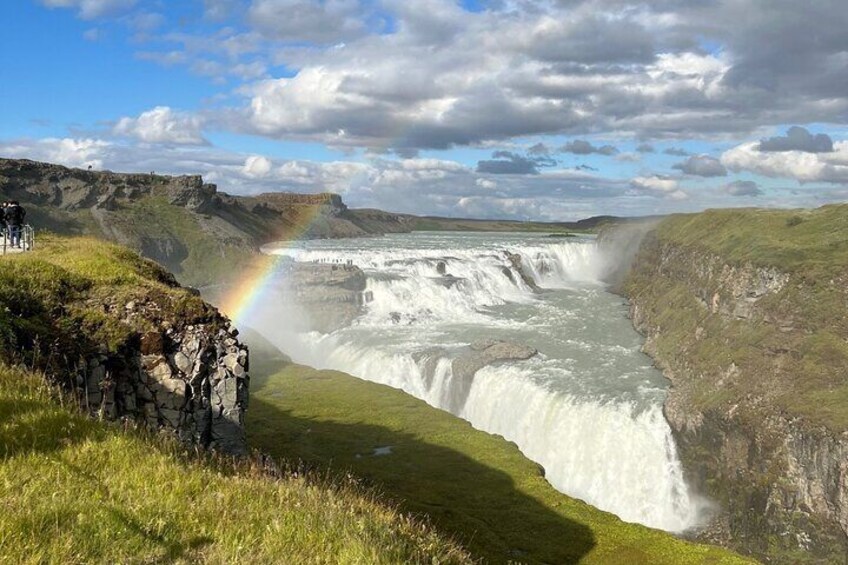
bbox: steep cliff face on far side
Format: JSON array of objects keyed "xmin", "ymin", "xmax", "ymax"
[
  {"xmin": 0, "ymin": 158, "xmax": 414, "ymax": 286},
  {"xmin": 622, "ymin": 205, "xmax": 848, "ymax": 563}
]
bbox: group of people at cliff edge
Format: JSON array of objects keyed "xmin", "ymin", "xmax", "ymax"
[{"xmin": 2, "ymin": 201, "xmax": 27, "ymax": 248}]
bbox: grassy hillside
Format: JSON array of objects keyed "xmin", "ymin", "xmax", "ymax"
[
  {"xmin": 0, "ymin": 236, "xmax": 473, "ymax": 563},
  {"xmin": 0, "ymin": 234, "xmax": 219, "ymax": 373},
  {"xmin": 626, "ymin": 204, "xmax": 848, "ymax": 430},
  {"xmin": 247, "ymin": 359, "xmax": 753, "ymax": 565},
  {"xmin": 647, "ymin": 204, "xmax": 848, "ymax": 281},
  {"xmin": 622, "ymin": 204, "xmax": 848, "ymax": 561},
  {"xmin": 0, "ymin": 365, "xmax": 472, "ymax": 564},
  {"xmin": 96, "ymin": 195, "xmax": 257, "ymax": 287}
]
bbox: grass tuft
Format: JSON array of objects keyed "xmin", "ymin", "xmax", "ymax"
[{"xmin": 0, "ymin": 364, "xmax": 473, "ymax": 564}]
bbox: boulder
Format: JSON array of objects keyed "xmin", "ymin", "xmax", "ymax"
[
  {"xmin": 445, "ymin": 340, "xmax": 538, "ymax": 413},
  {"xmin": 503, "ymin": 251, "xmax": 541, "ymax": 292}
]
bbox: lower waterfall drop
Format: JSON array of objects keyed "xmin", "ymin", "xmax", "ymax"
[{"xmin": 265, "ymin": 231, "xmax": 705, "ymax": 532}]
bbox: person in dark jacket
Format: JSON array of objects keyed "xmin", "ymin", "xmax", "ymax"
[
  {"xmin": 0, "ymin": 202, "xmax": 7, "ymax": 240},
  {"xmin": 5, "ymin": 201, "xmax": 26, "ymax": 248}
]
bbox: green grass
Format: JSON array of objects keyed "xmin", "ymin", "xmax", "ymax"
[
  {"xmin": 109, "ymin": 196, "xmax": 255, "ymax": 287},
  {"xmin": 653, "ymin": 204, "xmax": 848, "ymax": 279},
  {"xmin": 0, "ymin": 235, "xmax": 213, "ymax": 370},
  {"xmin": 625, "ymin": 204, "xmax": 848, "ymax": 431},
  {"xmin": 247, "ymin": 359, "xmax": 753, "ymax": 565},
  {"xmin": 0, "ymin": 365, "xmax": 473, "ymax": 564}
]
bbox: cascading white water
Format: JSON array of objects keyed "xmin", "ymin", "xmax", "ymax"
[{"xmin": 262, "ymin": 232, "xmax": 705, "ymax": 532}]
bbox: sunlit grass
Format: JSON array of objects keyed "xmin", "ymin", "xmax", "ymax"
[{"xmin": 0, "ymin": 365, "xmax": 473, "ymax": 564}]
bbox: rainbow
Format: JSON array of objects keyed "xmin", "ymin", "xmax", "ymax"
[{"xmin": 217, "ymin": 205, "xmax": 325, "ymax": 327}]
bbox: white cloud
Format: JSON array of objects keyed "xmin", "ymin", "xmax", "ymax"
[
  {"xmin": 113, "ymin": 106, "xmax": 207, "ymax": 145},
  {"xmin": 237, "ymin": 8, "xmax": 744, "ymax": 152},
  {"xmin": 0, "ymin": 138, "xmax": 109, "ymax": 169},
  {"xmin": 722, "ymin": 141, "xmax": 848, "ymax": 183},
  {"xmin": 247, "ymin": 0, "xmax": 367, "ymax": 43},
  {"xmin": 242, "ymin": 155, "xmax": 272, "ymax": 178},
  {"xmin": 40, "ymin": 0, "xmax": 136, "ymax": 19},
  {"xmin": 630, "ymin": 176, "xmax": 688, "ymax": 200}
]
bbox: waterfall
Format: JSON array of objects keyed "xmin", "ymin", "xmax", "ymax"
[{"xmin": 263, "ymin": 234, "xmax": 704, "ymax": 532}]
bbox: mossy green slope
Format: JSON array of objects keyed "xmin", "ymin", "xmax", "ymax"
[
  {"xmin": 650, "ymin": 205, "xmax": 848, "ymax": 275},
  {"xmin": 625, "ymin": 204, "xmax": 848, "ymax": 430},
  {"xmin": 248, "ymin": 361, "xmax": 753, "ymax": 565},
  {"xmin": 0, "ymin": 234, "xmax": 216, "ymax": 370},
  {"xmin": 622, "ymin": 204, "xmax": 848, "ymax": 562},
  {"xmin": 97, "ymin": 195, "xmax": 257, "ymax": 287},
  {"xmin": 0, "ymin": 365, "xmax": 472, "ymax": 564}
]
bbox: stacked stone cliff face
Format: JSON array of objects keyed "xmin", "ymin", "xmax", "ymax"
[
  {"xmin": 83, "ymin": 311, "xmax": 250, "ymax": 455},
  {"xmin": 622, "ymin": 214, "xmax": 848, "ymax": 563},
  {"xmin": 0, "ymin": 236, "xmax": 252, "ymax": 455}
]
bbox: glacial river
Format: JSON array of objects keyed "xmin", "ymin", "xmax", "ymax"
[{"xmin": 258, "ymin": 231, "xmax": 703, "ymax": 532}]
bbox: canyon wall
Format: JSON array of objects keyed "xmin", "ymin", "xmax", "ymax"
[{"xmin": 621, "ymin": 206, "xmax": 848, "ymax": 563}]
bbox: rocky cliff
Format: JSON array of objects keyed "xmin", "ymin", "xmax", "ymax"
[
  {"xmin": 0, "ymin": 158, "xmax": 413, "ymax": 286},
  {"xmin": 621, "ymin": 205, "xmax": 848, "ymax": 563},
  {"xmin": 84, "ymin": 306, "xmax": 250, "ymax": 454},
  {"xmin": 0, "ymin": 235, "xmax": 250, "ymax": 454}
]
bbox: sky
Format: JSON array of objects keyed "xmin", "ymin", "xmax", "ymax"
[{"xmin": 1, "ymin": 0, "xmax": 847, "ymax": 221}]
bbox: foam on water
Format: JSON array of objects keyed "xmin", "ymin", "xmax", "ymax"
[{"xmin": 263, "ymin": 232, "xmax": 705, "ymax": 532}]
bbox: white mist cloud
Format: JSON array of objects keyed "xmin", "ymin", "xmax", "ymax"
[
  {"xmin": 722, "ymin": 141, "xmax": 848, "ymax": 183},
  {"xmin": 630, "ymin": 176, "xmax": 688, "ymax": 200},
  {"xmin": 113, "ymin": 106, "xmax": 207, "ymax": 145},
  {"xmin": 242, "ymin": 155, "xmax": 273, "ymax": 178}
]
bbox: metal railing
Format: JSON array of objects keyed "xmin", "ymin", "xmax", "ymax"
[{"xmin": 1, "ymin": 225, "xmax": 35, "ymax": 255}]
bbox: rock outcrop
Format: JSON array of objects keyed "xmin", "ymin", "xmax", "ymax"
[
  {"xmin": 0, "ymin": 158, "xmax": 412, "ymax": 286},
  {"xmin": 285, "ymin": 261, "xmax": 369, "ymax": 333},
  {"xmin": 445, "ymin": 340, "xmax": 538, "ymax": 413},
  {"xmin": 0, "ymin": 235, "xmax": 252, "ymax": 455},
  {"xmin": 83, "ymin": 317, "xmax": 249, "ymax": 454},
  {"xmin": 503, "ymin": 251, "xmax": 541, "ymax": 292},
  {"xmin": 623, "ymin": 221, "xmax": 848, "ymax": 563}
]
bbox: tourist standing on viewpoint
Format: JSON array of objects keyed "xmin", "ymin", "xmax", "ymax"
[
  {"xmin": 5, "ymin": 201, "xmax": 26, "ymax": 249},
  {"xmin": 0, "ymin": 202, "xmax": 7, "ymax": 241}
]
